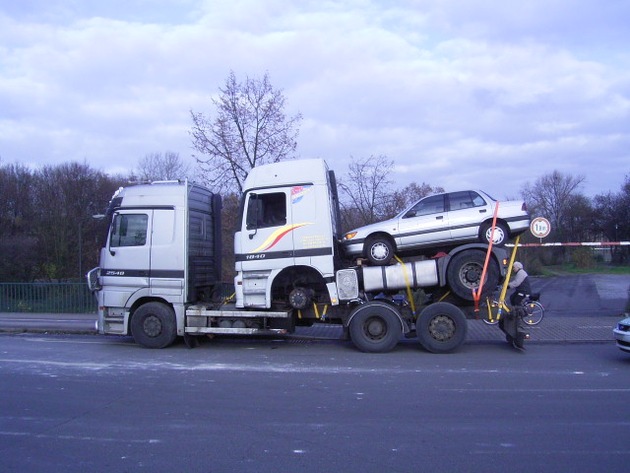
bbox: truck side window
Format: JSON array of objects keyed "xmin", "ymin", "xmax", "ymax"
[
  {"xmin": 110, "ymin": 214, "xmax": 149, "ymax": 247},
  {"xmin": 246, "ymin": 192, "xmax": 286, "ymax": 229}
]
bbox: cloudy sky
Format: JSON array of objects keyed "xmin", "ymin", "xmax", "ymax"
[{"xmin": 1, "ymin": 0, "xmax": 629, "ymax": 199}]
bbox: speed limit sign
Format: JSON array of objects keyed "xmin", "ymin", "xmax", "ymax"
[{"xmin": 530, "ymin": 217, "xmax": 551, "ymax": 239}]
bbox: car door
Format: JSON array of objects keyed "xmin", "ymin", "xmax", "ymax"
[
  {"xmin": 447, "ymin": 190, "xmax": 491, "ymax": 241},
  {"xmin": 396, "ymin": 194, "xmax": 449, "ymax": 249}
]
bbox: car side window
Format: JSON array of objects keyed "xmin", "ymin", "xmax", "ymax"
[
  {"xmin": 471, "ymin": 192, "xmax": 486, "ymax": 207},
  {"xmin": 405, "ymin": 194, "xmax": 445, "ymax": 218},
  {"xmin": 448, "ymin": 191, "xmax": 486, "ymax": 211}
]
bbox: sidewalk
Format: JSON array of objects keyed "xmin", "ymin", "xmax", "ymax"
[{"xmin": 0, "ymin": 312, "xmax": 622, "ymax": 343}]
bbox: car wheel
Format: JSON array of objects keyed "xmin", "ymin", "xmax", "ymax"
[
  {"xmin": 365, "ymin": 236, "xmax": 394, "ymax": 266},
  {"xmin": 446, "ymin": 250, "xmax": 500, "ymax": 301},
  {"xmin": 480, "ymin": 222, "xmax": 509, "ymax": 246}
]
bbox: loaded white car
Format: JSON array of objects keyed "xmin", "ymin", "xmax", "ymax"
[{"xmin": 342, "ymin": 190, "xmax": 530, "ymax": 265}]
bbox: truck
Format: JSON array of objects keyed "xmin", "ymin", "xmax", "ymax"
[{"xmin": 87, "ymin": 158, "xmax": 526, "ymax": 353}]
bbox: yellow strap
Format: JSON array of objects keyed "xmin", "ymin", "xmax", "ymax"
[
  {"xmin": 394, "ymin": 255, "xmax": 416, "ymax": 316},
  {"xmin": 496, "ymin": 234, "xmax": 521, "ymax": 317}
]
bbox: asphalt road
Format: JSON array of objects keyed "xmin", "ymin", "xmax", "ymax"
[
  {"xmin": 532, "ymin": 274, "xmax": 630, "ymax": 318},
  {"xmin": 0, "ymin": 333, "xmax": 628, "ymax": 473}
]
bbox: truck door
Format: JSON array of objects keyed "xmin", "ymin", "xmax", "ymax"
[
  {"xmin": 239, "ymin": 189, "xmax": 294, "ymax": 271},
  {"xmin": 100, "ymin": 210, "xmax": 152, "ymax": 307}
]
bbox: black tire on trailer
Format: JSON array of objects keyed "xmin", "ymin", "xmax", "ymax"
[
  {"xmin": 364, "ymin": 235, "xmax": 395, "ymax": 266},
  {"xmin": 446, "ymin": 250, "xmax": 500, "ymax": 301},
  {"xmin": 480, "ymin": 221, "xmax": 509, "ymax": 246},
  {"xmin": 348, "ymin": 301, "xmax": 402, "ymax": 353},
  {"xmin": 131, "ymin": 302, "xmax": 178, "ymax": 348},
  {"xmin": 416, "ymin": 302, "xmax": 467, "ymax": 353}
]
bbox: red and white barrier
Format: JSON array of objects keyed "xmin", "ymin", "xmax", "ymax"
[{"xmin": 507, "ymin": 241, "xmax": 630, "ymax": 247}]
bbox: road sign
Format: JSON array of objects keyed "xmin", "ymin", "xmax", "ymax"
[{"xmin": 530, "ymin": 217, "xmax": 551, "ymax": 239}]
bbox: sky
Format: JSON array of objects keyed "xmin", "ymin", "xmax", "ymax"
[{"xmin": 1, "ymin": 0, "xmax": 629, "ymax": 200}]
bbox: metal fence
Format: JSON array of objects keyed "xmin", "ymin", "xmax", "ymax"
[{"xmin": 0, "ymin": 283, "xmax": 97, "ymax": 313}]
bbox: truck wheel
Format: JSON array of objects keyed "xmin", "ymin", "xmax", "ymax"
[
  {"xmin": 131, "ymin": 302, "xmax": 177, "ymax": 348},
  {"xmin": 365, "ymin": 236, "xmax": 394, "ymax": 266},
  {"xmin": 446, "ymin": 250, "xmax": 499, "ymax": 301},
  {"xmin": 416, "ymin": 302, "xmax": 467, "ymax": 353},
  {"xmin": 480, "ymin": 222, "xmax": 509, "ymax": 246},
  {"xmin": 349, "ymin": 302, "xmax": 401, "ymax": 353}
]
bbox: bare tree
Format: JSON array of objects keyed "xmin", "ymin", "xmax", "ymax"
[
  {"xmin": 521, "ymin": 170, "xmax": 585, "ymax": 241},
  {"xmin": 384, "ymin": 181, "xmax": 445, "ymax": 218},
  {"xmin": 33, "ymin": 162, "xmax": 119, "ymax": 280},
  {"xmin": 0, "ymin": 162, "xmax": 38, "ymax": 281},
  {"xmin": 190, "ymin": 71, "xmax": 302, "ymax": 192},
  {"xmin": 594, "ymin": 174, "xmax": 630, "ymax": 263},
  {"xmin": 135, "ymin": 151, "xmax": 190, "ymax": 181},
  {"xmin": 338, "ymin": 155, "xmax": 396, "ymax": 229}
]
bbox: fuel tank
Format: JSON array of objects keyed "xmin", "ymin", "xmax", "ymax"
[{"xmin": 362, "ymin": 259, "xmax": 439, "ymax": 292}]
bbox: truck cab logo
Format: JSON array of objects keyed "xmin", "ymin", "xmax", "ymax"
[{"xmin": 291, "ymin": 185, "xmax": 312, "ymax": 204}]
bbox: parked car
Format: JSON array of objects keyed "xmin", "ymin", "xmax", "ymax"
[
  {"xmin": 342, "ymin": 190, "xmax": 530, "ymax": 265},
  {"xmin": 613, "ymin": 317, "xmax": 630, "ymax": 353}
]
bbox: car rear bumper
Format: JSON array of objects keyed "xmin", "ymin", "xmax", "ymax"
[{"xmin": 506, "ymin": 217, "xmax": 531, "ymax": 234}]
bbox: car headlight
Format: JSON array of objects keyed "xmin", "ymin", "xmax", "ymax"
[{"xmin": 343, "ymin": 231, "xmax": 358, "ymax": 241}]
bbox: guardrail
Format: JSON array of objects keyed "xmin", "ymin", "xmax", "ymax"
[{"xmin": 0, "ymin": 283, "xmax": 97, "ymax": 313}]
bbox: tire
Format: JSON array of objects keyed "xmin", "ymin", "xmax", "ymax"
[
  {"xmin": 416, "ymin": 302, "xmax": 467, "ymax": 353},
  {"xmin": 522, "ymin": 300, "xmax": 544, "ymax": 325},
  {"xmin": 364, "ymin": 235, "xmax": 395, "ymax": 266},
  {"xmin": 446, "ymin": 250, "xmax": 500, "ymax": 301},
  {"xmin": 480, "ymin": 221, "xmax": 509, "ymax": 246},
  {"xmin": 131, "ymin": 302, "xmax": 178, "ymax": 348},
  {"xmin": 348, "ymin": 301, "xmax": 402, "ymax": 353}
]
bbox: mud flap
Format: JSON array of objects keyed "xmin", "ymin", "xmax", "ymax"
[
  {"xmin": 499, "ymin": 307, "xmax": 528, "ymax": 350},
  {"xmin": 183, "ymin": 332, "xmax": 201, "ymax": 348}
]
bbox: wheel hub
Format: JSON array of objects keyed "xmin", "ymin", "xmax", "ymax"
[
  {"xmin": 428, "ymin": 315, "xmax": 455, "ymax": 341},
  {"xmin": 365, "ymin": 317, "xmax": 386, "ymax": 339},
  {"xmin": 143, "ymin": 315, "xmax": 163, "ymax": 338},
  {"xmin": 371, "ymin": 243, "xmax": 390, "ymax": 261},
  {"xmin": 464, "ymin": 266, "xmax": 480, "ymax": 283}
]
